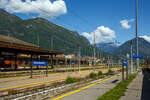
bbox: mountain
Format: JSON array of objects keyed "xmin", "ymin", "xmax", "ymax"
[
  {"xmin": 96, "ymin": 43, "xmax": 118, "ymax": 53},
  {"xmin": 114, "ymin": 37, "xmax": 150, "ymax": 58},
  {"xmin": 0, "ymin": 9, "xmax": 108, "ymax": 57}
]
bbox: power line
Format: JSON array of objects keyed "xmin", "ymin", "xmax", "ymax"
[{"xmin": 38, "ymin": 3, "xmax": 101, "ymax": 58}]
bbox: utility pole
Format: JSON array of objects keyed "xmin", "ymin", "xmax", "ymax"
[
  {"xmin": 100, "ymin": 51, "xmax": 102, "ymax": 66},
  {"xmin": 126, "ymin": 55, "xmax": 129, "ymax": 79},
  {"xmin": 108, "ymin": 56, "xmax": 110, "ymax": 69},
  {"xmin": 122, "ymin": 63, "xmax": 125, "ymax": 81},
  {"xmin": 78, "ymin": 46, "xmax": 81, "ymax": 73},
  {"xmin": 37, "ymin": 35, "xmax": 40, "ymax": 48},
  {"xmin": 36, "ymin": 35, "xmax": 40, "ymax": 70},
  {"xmin": 93, "ymin": 47, "xmax": 96, "ymax": 70},
  {"xmin": 93, "ymin": 32, "xmax": 96, "ymax": 71},
  {"xmin": 51, "ymin": 35, "xmax": 53, "ymax": 50},
  {"xmin": 136, "ymin": 0, "xmax": 139, "ymax": 71},
  {"xmin": 100, "ymin": 51, "xmax": 102, "ymax": 59},
  {"xmin": 112, "ymin": 57, "xmax": 114, "ymax": 66},
  {"xmin": 70, "ymin": 56, "xmax": 72, "ymax": 71},
  {"xmin": 130, "ymin": 41, "xmax": 133, "ymax": 74},
  {"xmin": 98, "ymin": 51, "xmax": 99, "ymax": 59}
]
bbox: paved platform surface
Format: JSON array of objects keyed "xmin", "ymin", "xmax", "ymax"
[
  {"xmin": 120, "ymin": 69, "xmax": 150, "ymax": 100},
  {"xmin": 120, "ymin": 72, "xmax": 143, "ymax": 100},
  {"xmin": 53, "ymin": 74, "xmax": 121, "ymax": 100}
]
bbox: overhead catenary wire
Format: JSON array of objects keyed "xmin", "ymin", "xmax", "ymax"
[{"xmin": 37, "ymin": 2, "xmax": 101, "ymax": 58}]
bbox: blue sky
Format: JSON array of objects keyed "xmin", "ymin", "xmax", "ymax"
[
  {"xmin": 52, "ymin": 0, "xmax": 149, "ymax": 44},
  {"xmin": 0, "ymin": 0, "xmax": 150, "ymax": 44}
]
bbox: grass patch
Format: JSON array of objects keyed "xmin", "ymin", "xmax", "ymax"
[
  {"xmin": 107, "ymin": 69, "xmax": 114, "ymax": 75},
  {"xmin": 65, "ymin": 76, "xmax": 77, "ymax": 84},
  {"xmin": 96, "ymin": 74, "xmax": 137, "ymax": 100},
  {"xmin": 98, "ymin": 70, "xmax": 103, "ymax": 76},
  {"xmin": 89, "ymin": 72, "xmax": 97, "ymax": 79},
  {"xmin": 98, "ymin": 71, "xmax": 105, "ymax": 78}
]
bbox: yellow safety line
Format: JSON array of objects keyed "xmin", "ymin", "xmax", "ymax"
[
  {"xmin": 0, "ymin": 78, "xmax": 66, "ymax": 91},
  {"xmin": 52, "ymin": 73, "xmax": 120, "ymax": 100}
]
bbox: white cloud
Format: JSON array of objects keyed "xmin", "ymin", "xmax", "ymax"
[
  {"xmin": 82, "ymin": 26, "xmax": 116, "ymax": 44},
  {"xmin": 0, "ymin": 0, "xmax": 67, "ymax": 19},
  {"xmin": 120, "ymin": 19, "xmax": 134, "ymax": 29},
  {"xmin": 82, "ymin": 32, "xmax": 92, "ymax": 39},
  {"xmin": 140, "ymin": 35, "xmax": 150, "ymax": 43}
]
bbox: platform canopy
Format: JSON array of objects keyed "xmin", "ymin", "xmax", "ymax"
[{"xmin": 0, "ymin": 35, "xmax": 63, "ymax": 55}]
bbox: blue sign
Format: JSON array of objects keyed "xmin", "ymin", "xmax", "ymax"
[
  {"xmin": 78, "ymin": 56, "xmax": 82, "ymax": 59},
  {"xmin": 32, "ymin": 61, "xmax": 47, "ymax": 66},
  {"xmin": 72, "ymin": 62, "xmax": 75, "ymax": 65},
  {"xmin": 132, "ymin": 54, "xmax": 143, "ymax": 59},
  {"xmin": 123, "ymin": 60, "xmax": 128, "ymax": 66}
]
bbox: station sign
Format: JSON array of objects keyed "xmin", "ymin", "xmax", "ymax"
[
  {"xmin": 132, "ymin": 54, "xmax": 143, "ymax": 59},
  {"xmin": 65, "ymin": 55, "xmax": 72, "ymax": 59},
  {"xmin": 32, "ymin": 61, "xmax": 47, "ymax": 66},
  {"xmin": 72, "ymin": 62, "xmax": 75, "ymax": 65},
  {"xmin": 123, "ymin": 60, "xmax": 128, "ymax": 66}
]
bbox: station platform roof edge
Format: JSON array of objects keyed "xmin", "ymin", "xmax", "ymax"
[{"xmin": 0, "ymin": 35, "xmax": 63, "ymax": 55}]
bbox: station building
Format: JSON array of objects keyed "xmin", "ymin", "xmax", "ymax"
[
  {"xmin": 0, "ymin": 35, "xmax": 89, "ymax": 71},
  {"xmin": 0, "ymin": 35, "xmax": 62, "ymax": 71}
]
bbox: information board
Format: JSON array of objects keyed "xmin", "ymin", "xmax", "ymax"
[{"xmin": 32, "ymin": 61, "xmax": 47, "ymax": 66}]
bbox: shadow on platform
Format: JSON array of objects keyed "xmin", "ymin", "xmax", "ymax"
[{"xmin": 141, "ymin": 68, "xmax": 150, "ymax": 100}]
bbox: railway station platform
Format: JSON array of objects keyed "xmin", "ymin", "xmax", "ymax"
[{"xmin": 120, "ymin": 69, "xmax": 150, "ymax": 100}]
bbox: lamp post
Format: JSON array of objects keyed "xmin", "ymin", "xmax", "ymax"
[{"xmin": 136, "ymin": 0, "xmax": 139, "ymax": 71}]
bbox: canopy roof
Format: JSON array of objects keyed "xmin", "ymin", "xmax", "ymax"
[{"xmin": 0, "ymin": 35, "xmax": 62, "ymax": 55}]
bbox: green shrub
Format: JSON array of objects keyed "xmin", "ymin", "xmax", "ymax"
[
  {"xmin": 107, "ymin": 69, "xmax": 114, "ymax": 74},
  {"xmin": 98, "ymin": 71, "xmax": 103, "ymax": 76},
  {"xmin": 89, "ymin": 72, "xmax": 97, "ymax": 78},
  {"xmin": 65, "ymin": 76, "xmax": 77, "ymax": 84}
]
